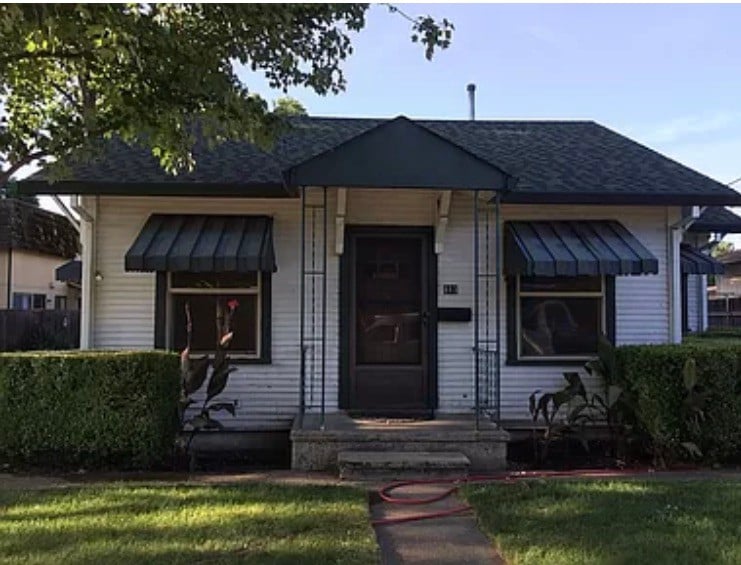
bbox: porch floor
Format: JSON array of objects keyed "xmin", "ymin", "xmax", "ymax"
[
  {"xmin": 290, "ymin": 412, "xmax": 509, "ymax": 473},
  {"xmin": 297, "ymin": 412, "xmax": 501, "ymax": 434}
]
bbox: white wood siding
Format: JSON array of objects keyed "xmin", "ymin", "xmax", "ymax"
[
  {"xmin": 437, "ymin": 196, "xmax": 677, "ymax": 419},
  {"xmin": 92, "ymin": 192, "xmax": 677, "ymax": 427}
]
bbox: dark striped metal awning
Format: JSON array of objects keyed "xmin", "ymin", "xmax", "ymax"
[
  {"xmin": 681, "ymin": 244, "xmax": 724, "ymax": 275},
  {"xmin": 505, "ymin": 220, "xmax": 659, "ymax": 277},
  {"xmin": 125, "ymin": 215, "xmax": 276, "ymax": 273}
]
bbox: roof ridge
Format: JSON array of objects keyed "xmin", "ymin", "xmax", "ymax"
[{"xmin": 300, "ymin": 116, "xmax": 596, "ymax": 125}]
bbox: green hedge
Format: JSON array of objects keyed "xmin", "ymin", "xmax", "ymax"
[
  {"xmin": 615, "ymin": 344, "xmax": 741, "ymax": 463},
  {"xmin": 0, "ymin": 351, "xmax": 180, "ymax": 469}
]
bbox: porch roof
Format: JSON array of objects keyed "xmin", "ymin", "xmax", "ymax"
[
  {"xmin": 680, "ymin": 244, "xmax": 724, "ymax": 275},
  {"xmin": 504, "ymin": 220, "xmax": 659, "ymax": 277},
  {"xmin": 688, "ymin": 207, "xmax": 741, "ymax": 234},
  {"xmin": 124, "ymin": 214, "xmax": 276, "ymax": 273}
]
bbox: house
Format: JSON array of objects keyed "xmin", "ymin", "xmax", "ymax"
[
  {"xmin": 20, "ymin": 115, "xmax": 741, "ymax": 470},
  {"xmin": 0, "ymin": 198, "xmax": 80, "ymax": 311},
  {"xmin": 682, "ymin": 206, "xmax": 741, "ymax": 332},
  {"xmin": 713, "ymin": 249, "xmax": 741, "ymax": 297}
]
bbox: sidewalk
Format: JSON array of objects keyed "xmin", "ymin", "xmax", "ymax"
[{"xmin": 370, "ymin": 482, "xmax": 505, "ymax": 565}]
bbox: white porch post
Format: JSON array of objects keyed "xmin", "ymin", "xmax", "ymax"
[
  {"xmin": 669, "ymin": 226, "xmax": 683, "ymax": 343},
  {"xmin": 76, "ymin": 196, "xmax": 96, "ymax": 350}
]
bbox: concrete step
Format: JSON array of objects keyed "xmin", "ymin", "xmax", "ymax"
[{"xmin": 338, "ymin": 450, "xmax": 470, "ymax": 481}]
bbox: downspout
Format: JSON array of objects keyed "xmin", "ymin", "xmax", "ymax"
[
  {"xmin": 71, "ymin": 195, "xmax": 96, "ymax": 349},
  {"xmin": 668, "ymin": 205, "xmax": 704, "ymax": 343}
]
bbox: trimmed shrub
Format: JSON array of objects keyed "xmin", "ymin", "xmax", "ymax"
[
  {"xmin": 0, "ymin": 351, "xmax": 180, "ymax": 469},
  {"xmin": 615, "ymin": 344, "xmax": 741, "ymax": 464}
]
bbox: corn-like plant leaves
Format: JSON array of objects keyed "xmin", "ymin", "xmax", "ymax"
[
  {"xmin": 184, "ymin": 355, "xmax": 210, "ymax": 395},
  {"xmin": 597, "ymin": 333, "xmax": 617, "ymax": 382},
  {"xmin": 528, "ymin": 390, "xmax": 540, "ymax": 419},
  {"xmin": 206, "ymin": 366, "xmax": 237, "ymax": 402},
  {"xmin": 187, "ymin": 413, "xmax": 209, "ymax": 430},
  {"xmin": 606, "ymin": 385, "xmax": 623, "ymax": 408},
  {"xmin": 680, "ymin": 441, "xmax": 702, "ymax": 459},
  {"xmin": 208, "ymin": 402, "xmax": 236, "ymax": 416},
  {"xmin": 202, "ymin": 416, "xmax": 225, "ymax": 431},
  {"xmin": 179, "ymin": 397, "xmax": 195, "ymax": 412}
]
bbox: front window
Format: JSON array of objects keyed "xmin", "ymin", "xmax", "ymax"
[
  {"xmin": 168, "ymin": 272, "xmax": 261, "ymax": 358},
  {"xmin": 516, "ymin": 276, "xmax": 605, "ymax": 360}
]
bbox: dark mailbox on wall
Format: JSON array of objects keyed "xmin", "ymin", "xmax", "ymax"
[{"xmin": 438, "ymin": 307, "xmax": 472, "ymax": 322}]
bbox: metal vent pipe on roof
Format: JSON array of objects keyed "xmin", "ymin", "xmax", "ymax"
[{"xmin": 467, "ymin": 83, "xmax": 476, "ymax": 120}]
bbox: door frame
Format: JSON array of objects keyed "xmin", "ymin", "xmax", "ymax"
[{"xmin": 339, "ymin": 225, "xmax": 438, "ymax": 414}]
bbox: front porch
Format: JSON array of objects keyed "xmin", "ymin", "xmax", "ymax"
[{"xmin": 290, "ymin": 412, "xmax": 509, "ymax": 472}]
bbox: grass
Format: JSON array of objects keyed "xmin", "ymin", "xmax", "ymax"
[
  {"xmin": 0, "ymin": 483, "xmax": 377, "ymax": 565},
  {"xmin": 464, "ymin": 479, "xmax": 741, "ymax": 565}
]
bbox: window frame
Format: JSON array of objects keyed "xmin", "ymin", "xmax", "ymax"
[
  {"xmin": 156, "ymin": 271, "xmax": 272, "ymax": 364},
  {"xmin": 12, "ymin": 292, "xmax": 47, "ymax": 311},
  {"xmin": 507, "ymin": 275, "xmax": 615, "ymax": 365}
]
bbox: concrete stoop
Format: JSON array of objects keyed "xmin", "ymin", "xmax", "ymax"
[
  {"xmin": 291, "ymin": 413, "xmax": 509, "ymax": 472},
  {"xmin": 338, "ymin": 451, "xmax": 470, "ymax": 481}
]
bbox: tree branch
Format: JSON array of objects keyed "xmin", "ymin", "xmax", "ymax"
[
  {"xmin": 0, "ymin": 151, "xmax": 47, "ymax": 187},
  {"xmin": 49, "ymin": 81, "xmax": 83, "ymax": 113}
]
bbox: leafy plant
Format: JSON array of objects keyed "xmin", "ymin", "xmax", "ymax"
[
  {"xmin": 528, "ymin": 335, "xmax": 629, "ymax": 464},
  {"xmin": 179, "ymin": 298, "xmax": 239, "ymax": 465},
  {"xmin": 528, "ymin": 372, "xmax": 587, "ymax": 463}
]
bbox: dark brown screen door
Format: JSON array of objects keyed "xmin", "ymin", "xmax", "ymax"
[{"xmin": 346, "ymin": 229, "xmax": 433, "ymax": 415}]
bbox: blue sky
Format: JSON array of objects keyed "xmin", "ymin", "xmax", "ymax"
[{"xmin": 240, "ymin": 3, "xmax": 741, "ymax": 185}]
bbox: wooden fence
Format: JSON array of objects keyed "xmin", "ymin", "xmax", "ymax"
[
  {"xmin": 0, "ymin": 309, "xmax": 80, "ymax": 351},
  {"xmin": 708, "ymin": 297, "xmax": 741, "ymax": 328}
]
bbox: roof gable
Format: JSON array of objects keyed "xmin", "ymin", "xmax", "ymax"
[
  {"xmin": 0, "ymin": 199, "xmax": 79, "ymax": 258},
  {"xmin": 286, "ymin": 116, "xmax": 512, "ymax": 190}
]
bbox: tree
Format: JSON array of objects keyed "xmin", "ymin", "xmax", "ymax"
[
  {"xmin": 0, "ymin": 4, "xmax": 453, "ymax": 186},
  {"xmin": 273, "ymin": 97, "xmax": 308, "ymax": 117}
]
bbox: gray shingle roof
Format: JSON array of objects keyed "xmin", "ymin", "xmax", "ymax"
[
  {"xmin": 0, "ymin": 199, "xmax": 79, "ymax": 258},
  {"xmin": 689, "ymin": 207, "xmax": 741, "ymax": 233},
  {"xmin": 22, "ymin": 116, "xmax": 741, "ymax": 205}
]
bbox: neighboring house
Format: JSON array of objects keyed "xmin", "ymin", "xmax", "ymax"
[
  {"xmin": 682, "ymin": 207, "xmax": 741, "ymax": 332},
  {"xmin": 714, "ymin": 249, "xmax": 741, "ymax": 296},
  {"xmin": 20, "ymin": 116, "xmax": 741, "ymax": 455},
  {"xmin": 0, "ymin": 198, "xmax": 80, "ymax": 311}
]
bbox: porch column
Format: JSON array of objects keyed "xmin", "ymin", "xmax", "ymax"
[{"xmin": 76, "ymin": 195, "xmax": 97, "ymax": 350}]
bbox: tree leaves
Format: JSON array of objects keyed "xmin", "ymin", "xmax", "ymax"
[{"xmin": 0, "ymin": 4, "xmax": 453, "ymax": 185}]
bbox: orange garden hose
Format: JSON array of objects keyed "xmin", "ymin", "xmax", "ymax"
[{"xmin": 371, "ymin": 468, "xmax": 657, "ymax": 526}]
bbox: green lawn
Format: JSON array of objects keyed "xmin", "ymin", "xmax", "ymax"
[
  {"xmin": 464, "ymin": 479, "xmax": 741, "ymax": 565},
  {"xmin": 0, "ymin": 483, "xmax": 377, "ymax": 565}
]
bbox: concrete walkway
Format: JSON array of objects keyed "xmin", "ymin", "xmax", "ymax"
[{"xmin": 370, "ymin": 483, "xmax": 505, "ymax": 565}]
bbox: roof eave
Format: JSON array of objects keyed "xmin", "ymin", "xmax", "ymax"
[
  {"xmin": 499, "ymin": 191, "xmax": 741, "ymax": 206},
  {"xmin": 17, "ymin": 180, "xmax": 292, "ymax": 198}
]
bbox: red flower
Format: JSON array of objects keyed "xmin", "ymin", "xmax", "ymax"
[{"xmin": 227, "ymin": 298, "xmax": 239, "ymax": 311}]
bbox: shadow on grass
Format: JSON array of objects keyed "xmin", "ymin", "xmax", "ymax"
[
  {"xmin": 0, "ymin": 484, "xmax": 377, "ymax": 565},
  {"xmin": 464, "ymin": 479, "xmax": 741, "ymax": 565}
]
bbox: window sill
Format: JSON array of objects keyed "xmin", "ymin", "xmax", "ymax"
[
  {"xmin": 506, "ymin": 357, "xmax": 590, "ymax": 367},
  {"xmin": 175, "ymin": 352, "xmax": 271, "ymax": 365},
  {"xmin": 232, "ymin": 356, "xmax": 272, "ymax": 366}
]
